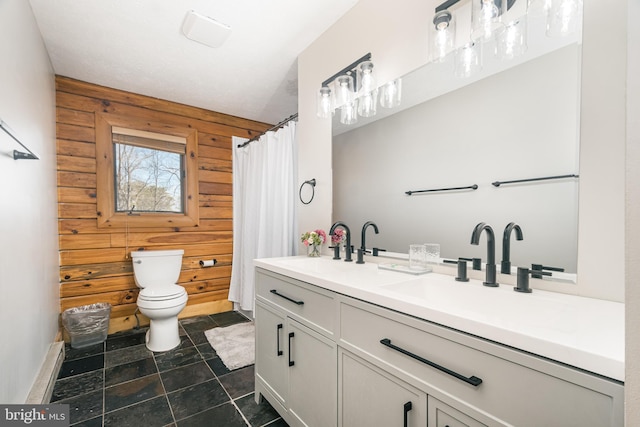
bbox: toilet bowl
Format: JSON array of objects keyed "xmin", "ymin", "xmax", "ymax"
[{"xmin": 131, "ymin": 249, "xmax": 188, "ymax": 352}]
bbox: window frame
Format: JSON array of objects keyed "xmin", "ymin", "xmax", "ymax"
[{"xmin": 95, "ymin": 112, "xmax": 199, "ymax": 228}]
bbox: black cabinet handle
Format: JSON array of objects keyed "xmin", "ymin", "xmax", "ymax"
[
  {"xmin": 270, "ymin": 289, "xmax": 304, "ymax": 305},
  {"xmin": 276, "ymin": 324, "xmax": 283, "ymax": 356},
  {"xmin": 380, "ymin": 338, "xmax": 482, "ymax": 387},
  {"xmin": 288, "ymin": 332, "xmax": 295, "ymax": 366},
  {"xmin": 403, "ymin": 401, "xmax": 412, "ymax": 427}
]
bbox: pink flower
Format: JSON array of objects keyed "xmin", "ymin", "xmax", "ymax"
[{"xmin": 331, "ymin": 228, "xmax": 345, "ymax": 244}]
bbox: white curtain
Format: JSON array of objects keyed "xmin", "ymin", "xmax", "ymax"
[{"xmin": 229, "ymin": 121, "xmax": 298, "ymax": 312}]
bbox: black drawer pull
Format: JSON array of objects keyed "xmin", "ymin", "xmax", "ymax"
[
  {"xmin": 270, "ymin": 289, "xmax": 304, "ymax": 305},
  {"xmin": 403, "ymin": 401, "xmax": 412, "ymax": 427},
  {"xmin": 276, "ymin": 323, "xmax": 283, "ymax": 356},
  {"xmin": 288, "ymin": 332, "xmax": 295, "ymax": 367},
  {"xmin": 380, "ymin": 338, "xmax": 482, "ymax": 387}
]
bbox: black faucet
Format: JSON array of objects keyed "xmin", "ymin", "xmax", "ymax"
[
  {"xmin": 501, "ymin": 222, "xmax": 523, "ymax": 274},
  {"xmin": 470, "ymin": 222, "xmax": 498, "ymax": 287},
  {"xmin": 329, "ymin": 221, "xmax": 352, "ymax": 262},
  {"xmin": 357, "ymin": 221, "xmax": 379, "ymax": 264}
]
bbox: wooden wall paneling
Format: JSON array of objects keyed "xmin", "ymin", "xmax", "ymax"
[
  {"xmin": 56, "ymin": 139, "xmax": 96, "ymax": 158},
  {"xmin": 56, "ymin": 76, "xmax": 272, "ymax": 336}
]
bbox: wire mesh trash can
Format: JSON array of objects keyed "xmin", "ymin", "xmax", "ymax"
[{"xmin": 62, "ymin": 303, "xmax": 111, "ymax": 348}]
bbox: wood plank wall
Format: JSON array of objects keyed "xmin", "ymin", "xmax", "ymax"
[{"xmin": 56, "ymin": 76, "xmax": 272, "ymax": 334}]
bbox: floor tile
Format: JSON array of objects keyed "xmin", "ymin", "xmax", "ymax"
[
  {"xmin": 167, "ymin": 379, "xmax": 229, "ymax": 421},
  {"xmin": 211, "ymin": 311, "xmax": 250, "ymax": 327},
  {"xmin": 106, "ymin": 329, "xmax": 147, "ymax": 351},
  {"xmin": 105, "ymin": 357, "xmax": 157, "ymax": 387},
  {"xmin": 105, "ymin": 343, "xmax": 153, "ymax": 368},
  {"xmin": 235, "ymin": 393, "xmax": 282, "ymax": 427},
  {"xmin": 51, "ymin": 369, "xmax": 103, "ymax": 402},
  {"xmin": 58, "ymin": 354, "xmax": 105, "ymax": 379},
  {"xmin": 64, "ymin": 342, "xmax": 105, "ymax": 362},
  {"xmin": 70, "ymin": 415, "xmax": 103, "ymax": 427},
  {"xmin": 155, "ymin": 345, "xmax": 202, "ymax": 372},
  {"xmin": 263, "ymin": 418, "xmax": 289, "ymax": 427},
  {"xmin": 177, "ymin": 402, "xmax": 247, "ymax": 427},
  {"xmin": 104, "ymin": 395, "xmax": 173, "ymax": 427},
  {"xmin": 219, "ymin": 365, "xmax": 255, "ymax": 399},
  {"xmin": 160, "ymin": 361, "xmax": 215, "ymax": 393},
  {"xmin": 181, "ymin": 316, "xmax": 217, "ymax": 345},
  {"xmin": 196, "ymin": 342, "xmax": 217, "ymax": 360},
  {"xmin": 104, "ymin": 373, "xmax": 164, "ymax": 413},
  {"xmin": 206, "ymin": 356, "xmax": 231, "ymax": 377},
  {"xmin": 58, "ymin": 389, "xmax": 103, "ymax": 425}
]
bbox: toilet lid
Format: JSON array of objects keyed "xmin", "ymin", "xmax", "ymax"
[{"xmin": 139, "ymin": 284, "xmax": 186, "ymax": 300}]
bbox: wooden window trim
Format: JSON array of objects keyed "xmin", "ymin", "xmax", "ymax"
[{"xmin": 95, "ymin": 112, "xmax": 199, "ymax": 228}]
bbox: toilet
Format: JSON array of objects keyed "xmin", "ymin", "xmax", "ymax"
[{"xmin": 131, "ymin": 249, "xmax": 188, "ymax": 352}]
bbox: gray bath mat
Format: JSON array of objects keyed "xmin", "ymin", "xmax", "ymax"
[{"xmin": 205, "ymin": 321, "xmax": 254, "ymax": 370}]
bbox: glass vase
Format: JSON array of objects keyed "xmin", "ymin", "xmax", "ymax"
[{"xmin": 307, "ymin": 243, "xmax": 321, "ymax": 257}]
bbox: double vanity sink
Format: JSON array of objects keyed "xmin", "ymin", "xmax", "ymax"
[
  {"xmin": 254, "ymin": 254, "xmax": 624, "ymax": 426},
  {"xmin": 255, "ymin": 255, "xmax": 624, "ymax": 382}
]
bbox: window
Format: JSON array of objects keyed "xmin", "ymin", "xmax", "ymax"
[{"xmin": 96, "ymin": 113, "xmax": 199, "ymax": 228}]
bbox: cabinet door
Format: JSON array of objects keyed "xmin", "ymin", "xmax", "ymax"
[
  {"xmin": 288, "ymin": 318, "xmax": 337, "ymax": 427},
  {"xmin": 428, "ymin": 396, "xmax": 487, "ymax": 427},
  {"xmin": 255, "ymin": 301, "xmax": 288, "ymax": 406},
  {"xmin": 339, "ymin": 349, "xmax": 427, "ymax": 427}
]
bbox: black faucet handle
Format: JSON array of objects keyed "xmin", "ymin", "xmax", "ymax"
[
  {"xmin": 516, "ymin": 267, "xmax": 552, "ymax": 293},
  {"xmin": 460, "ymin": 257, "xmax": 482, "ymax": 270},
  {"xmin": 531, "ymin": 263, "xmax": 564, "ymax": 279},
  {"xmin": 455, "ymin": 259, "xmax": 470, "ymax": 282},
  {"xmin": 372, "ymin": 247, "xmax": 386, "ymax": 256},
  {"xmin": 329, "ymin": 245, "xmax": 341, "ymax": 260}
]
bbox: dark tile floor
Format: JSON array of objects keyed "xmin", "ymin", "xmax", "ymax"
[{"xmin": 51, "ymin": 311, "xmax": 289, "ymax": 427}]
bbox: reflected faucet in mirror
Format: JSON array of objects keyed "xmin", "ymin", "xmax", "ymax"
[
  {"xmin": 470, "ymin": 222, "xmax": 498, "ymax": 287},
  {"xmin": 330, "ymin": 221, "xmax": 352, "ymax": 262},
  {"xmin": 357, "ymin": 221, "xmax": 379, "ymax": 264},
  {"xmin": 501, "ymin": 222, "xmax": 524, "ymax": 274}
]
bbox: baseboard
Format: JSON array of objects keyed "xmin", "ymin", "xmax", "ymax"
[{"xmin": 26, "ymin": 341, "xmax": 65, "ymax": 404}]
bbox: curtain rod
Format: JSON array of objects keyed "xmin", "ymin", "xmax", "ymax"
[{"xmin": 237, "ymin": 113, "xmax": 298, "ymax": 148}]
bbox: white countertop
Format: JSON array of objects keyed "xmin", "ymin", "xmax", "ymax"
[{"xmin": 254, "ymin": 255, "xmax": 624, "ymax": 382}]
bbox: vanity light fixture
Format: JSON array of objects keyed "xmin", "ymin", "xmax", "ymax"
[
  {"xmin": 431, "ymin": 10, "xmax": 456, "ymax": 62},
  {"xmin": 545, "ymin": 0, "xmax": 582, "ymax": 37},
  {"xmin": 315, "ymin": 53, "xmax": 403, "ymax": 124},
  {"xmin": 495, "ymin": 18, "xmax": 527, "ymax": 59},
  {"xmin": 454, "ymin": 41, "xmax": 482, "ymax": 78}
]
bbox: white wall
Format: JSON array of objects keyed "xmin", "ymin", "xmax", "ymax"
[
  {"xmin": 0, "ymin": 0, "xmax": 59, "ymax": 403},
  {"xmin": 333, "ymin": 46, "xmax": 580, "ymax": 273},
  {"xmin": 626, "ymin": 0, "xmax": 640, "ymax": 422}
]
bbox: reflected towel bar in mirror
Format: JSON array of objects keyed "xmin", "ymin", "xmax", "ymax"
[
  {"xmin": 492, "ymin": 174, "xmax": 579, "ymax": 187},
  {"xmin": 405, "ymin": 184, "xmax": 478, "ymax": 196}
]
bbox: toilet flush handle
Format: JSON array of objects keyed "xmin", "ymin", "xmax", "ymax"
[{"xmin": 134, "ymin": 260, "xmax": 142, "ymax": 264}]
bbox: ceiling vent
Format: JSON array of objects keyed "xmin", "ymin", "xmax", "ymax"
[{"xmin": 182, "ymin": 10, "xmax": 232, "ymax": 48}]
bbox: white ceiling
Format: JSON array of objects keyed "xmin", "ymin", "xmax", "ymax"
[{"xmin": 29, "ymin": 0, "xmax": 359, "ymax": 125}]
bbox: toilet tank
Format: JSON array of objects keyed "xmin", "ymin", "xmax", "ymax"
[{"xmin": 131, "ymin": 249, "xmax": 184, "ymax": 288}]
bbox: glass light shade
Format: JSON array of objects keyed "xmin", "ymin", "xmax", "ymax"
[
  {"xmin": 471, "ymin": 0, "xmax": 506, "ymax": 41},
  {"xmin": 340, "ymin": 101, "xmax": 358, "ymax": 125},
  {"xmin": 430, "ymin": 10, "xmax": 456, "ymax": 62},
  {"xmin": 380, "ymin": 79, "xmax": 402, "ymax": 108},
  {"xmin": 357, "ymin": 89, "xmax": 378, "ymax": 117},
  {"xmin": 496, "ymin": 19, "xmax": 527, "ymax": 60},
  {"xmin": 334, "ymin": 74, "xmax": 355, "ymax": 108},
  {"xmin": 358, "ymin": 61, "xmax": 376, "ymax": 94},
  {"xmin": 546, "ymin": 0, "xmax": 581, "ymax": 37},
  {"xmin": 316, "ymin": 86, "xmax": 332, "ymax": 118},
  {"xmin": 454, "ymin": 42, "xmax": 482, "ymax": 78},
  {"xmin": 527, "ymin": 0, "xmax": 552, "ymax": 17}
]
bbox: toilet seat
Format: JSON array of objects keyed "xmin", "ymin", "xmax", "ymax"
[{"xmin": 139, "ymin": 284, "xmax": 186, "ymax": 301}]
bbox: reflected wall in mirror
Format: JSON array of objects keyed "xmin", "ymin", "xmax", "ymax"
[{"xmin": 332, "ymin": 13, "xmax": 581, "ymax": 274}]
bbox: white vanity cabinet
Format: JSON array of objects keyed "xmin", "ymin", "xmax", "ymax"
[
  {"xmin": 339, "ymin": 348, "xmax": 428, "ymax": 427},
  {"xmin": 255, "ymin": 269, "xmax": 338, "ymax": 427},
  {"xmin": 254, "ymin": 265, "xmax": 624, "ymax": 427}
]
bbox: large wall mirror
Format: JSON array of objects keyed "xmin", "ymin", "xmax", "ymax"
[{"xmin": 332, "ymin": 9, "xmax": 582, "ymax": 275}]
